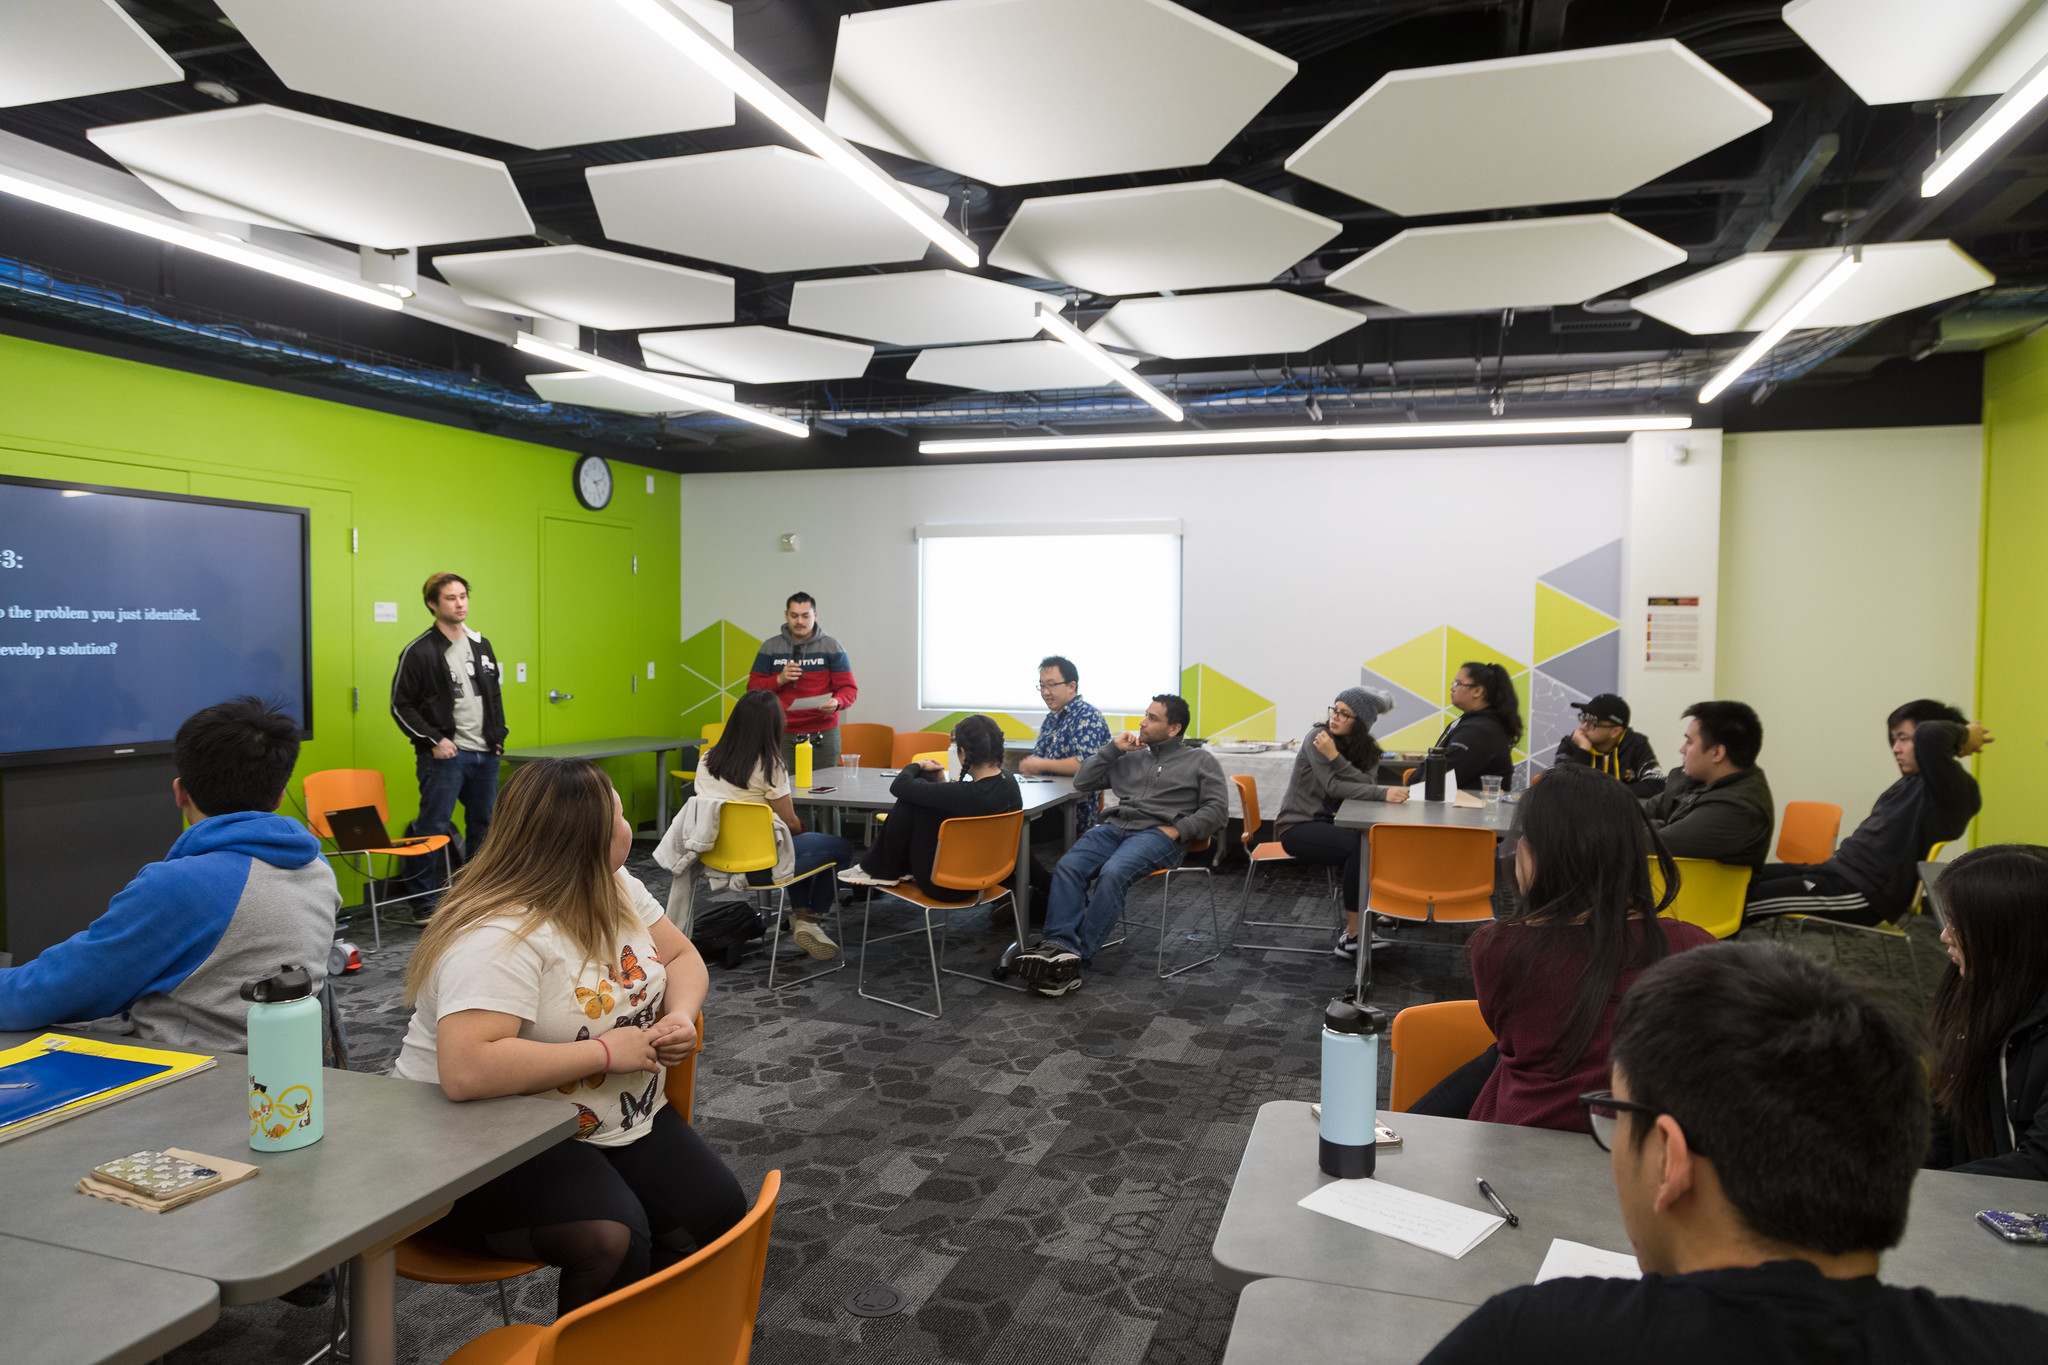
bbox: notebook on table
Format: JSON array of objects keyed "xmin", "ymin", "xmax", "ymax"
[
  {"xmin": 326, "ymin": 804, "xmax": 433, "ymax": 853},
  {"xmin": 0, "ymin": 1034, "xmax": 216, "ymax": 1144}
]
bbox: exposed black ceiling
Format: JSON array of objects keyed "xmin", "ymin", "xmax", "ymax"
[{"xmin": 0, "ymin": 0, "xmax": 2036, "ymax": 468}]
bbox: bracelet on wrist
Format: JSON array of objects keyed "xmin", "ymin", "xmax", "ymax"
[{"xmin": 596, "ymin": 1035, "xmax": 613, "ymax": 1071}]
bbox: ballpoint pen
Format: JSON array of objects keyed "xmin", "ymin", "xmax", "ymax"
[{"xmin": 1477, "ymin": 1177, "xmax": 1519, "ymax": 1226}]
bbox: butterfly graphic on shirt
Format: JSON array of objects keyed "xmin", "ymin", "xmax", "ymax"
[
  {"xmin": 572, "ymin": 1104, "xmax": 601, "ymax": 1140},
  {"xmin": 618, "ymin": 1074, "xmax": 660, "ymax": 1131},
  {"xmin": 619, "ymin": 944, "xmax": 647, "ymax": 986},
  {"xmin": 574, "ymin": 979, "xmax": 616, "ymax": 1019},
  {"xmin": 556, "ymin": 1026, "xmax": 605, "ymax": 1092}
]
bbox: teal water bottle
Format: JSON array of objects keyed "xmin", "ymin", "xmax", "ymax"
[
  {"xmin": 242, "ymin": 965, "xmax": 324, "ymax": 1152},
  {"xmin": 1320, "ymin": 997, "xmax": 1384, "ymax": 1178}
]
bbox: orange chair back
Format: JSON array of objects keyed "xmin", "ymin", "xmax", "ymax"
[
  {"xmin": 1367, "ymin": 825, "xmax": 1495, "ymax": 922},
  {"xmin": 839, "ymin": 723, "xmax": 894, "ymax": 769},
  {"xmin": 1776, "ymin": 801, "xmax": 1842, "ymax": 865},
  {"xmin": 541, "ymin": 1171, "xmax": 779, "ymax": 1365},
  {"xmin": 1389, "ymin": 1001, "xmax": 1496, "ymax": 1112},
  {"xmin": 1232, "ymin": 774, "xmax": 1263, "ymax": 844},
  {"xmin": 662, "ymin": 1011, "xmax": 705, "ymax": 1124},
  {"xmin": 927, "ymin": 810, "xmax": 1027, "ymax": 892},
  {"xmin": 890, "ymin": 731, "xmax": 952, "ymax": 767},
  {"xmin": 302, "ymin": 769, "xmax": 392, "ymax": 839}
]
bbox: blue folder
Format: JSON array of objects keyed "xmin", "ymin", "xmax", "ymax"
[{"xmin": 0, "ymin": 1048, "xmax": 172, "ymax": 1129}]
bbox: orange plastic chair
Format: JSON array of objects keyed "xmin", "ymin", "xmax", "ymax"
[
  {"xmin": 1228, "ymin": 774, "xmax": 1340, "ymax": 956},
  {"xmin": 1389, "ymin": 1001, "xmax": 1496, "ymax": 1112},
  {"xmin": 439, "ymin": 1169, "xmax": 780, "ymax": 1365},
  {"xmin": 890, "ymin": 731, "xmax": 951, "ymax": 767},
  {"xmin": 703, "ymin": 803, "xmax": 841, "ymax": 991},
  {"xmin": 838, "ymin": 723, "xmax": 894, "ymax": 771},
  {"xmin": 1360, "ymin": 824, "xmax": 1497, "ymax": 987},
  {"xmin": 303, "ymin": 768, "xmax": 453, "ymax": 952},
  {"xmin": 858, "ymin": 808, "xmax": 1027, "ymax": 1019},
  {"xmin": 1775, "ymin": 801, "xmax": 1843, "ymax": 866}
]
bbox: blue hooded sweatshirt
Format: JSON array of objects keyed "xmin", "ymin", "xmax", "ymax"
[{"xmin": 0, "ymin": 810, "xmax": 340, "ymax": 1052}]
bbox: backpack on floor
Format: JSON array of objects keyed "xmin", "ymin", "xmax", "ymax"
[{"xmin": 691, "ymin": 900, "xmax": 766, "ymax": 970}]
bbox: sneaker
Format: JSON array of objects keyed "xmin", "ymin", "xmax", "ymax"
[
  {"xmin": 1014, "ymin": 940, "xmax": 1082, "ymax": 983},
  {"xmin": 1031, "ymin": 976, "xmax": 1083, "ymax": 998},
  {"xmin": 1332, "ymin": 934, "xmax": 1359, "ymax": 963},
  {"xmin": 837, "ymin": 866, "xmax": 901, "ymax": 887},
  {"xmin": 791, "ymin": 918, "xmax": 840, "ymax": 960}
]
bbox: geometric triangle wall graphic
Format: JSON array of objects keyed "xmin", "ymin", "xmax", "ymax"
[
  {"xmin": 1444, "ymin": 627, "xmax": 1526, "ymax": 689},
  {"xmin": 1366, "ymin": 629, "xmax": 1452, "ymax": 708},
  {"xmin": 1539, "ymin": 538, "xmax": 1623, "ymax": 618},
  {"xmin": 1535, "ymin": 581, "xmax": 1619, "ymax": 664},
  {"xmin": 1527, "ymin": 667, "xmax": 1594, "ymax": 768},
  {"xmin": 1378, "ymin": 715, "xmax": 1451, "ymax": 754},
  {"xmin": 1538, "ymin": 629, "xmax": 1620, "ymax": 707},
  {"xmin": 931, "ymin": 710, "xmax": 1038, "ymax": 740},
  {"xmin": 677, "ymin": 619, "xmax": 761, "ymax": 737},
  {"xmin": 1180, "ymin": 662, "xmax": 1275, "ymax": 741},
  {"xmin": 1358, "ymin": 666, "xmax": 1437, "ymax": 740}
]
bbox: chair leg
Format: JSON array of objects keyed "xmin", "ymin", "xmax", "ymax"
[
  {"xmin": 1157, "ymin": 868, "xmax": 1220, "ymax": 979},
  {"xmin": 364, "ymin": 862, "xmax": 382, "ymax": 953},
  {"xmin": 496, "ymin": 1279, "xmax": 513, "ymax": 1326},
  {"xmin": 1232, "ymin": 860, "xmax": 1346, "ymax": 956},
  {"xmin": 858, "ymin": 890, "xmax": 945, "ymax": 1019},
  {"xmin": 938, "ymin": 888, "xmax": 1028, "ymax": 993},
  {"xmin": 765, "ymin": 880, "xmax": 846, "ymax": 991}
]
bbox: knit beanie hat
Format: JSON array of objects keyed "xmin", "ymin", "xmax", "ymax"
[{"xmin": 1336, "ymin": 686, "xmax": 1395, "ymax": 724}]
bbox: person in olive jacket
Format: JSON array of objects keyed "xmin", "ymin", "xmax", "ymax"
[{"xmin": 1640, "ymin": 701, "xmax": 1774, "ymax": 867}]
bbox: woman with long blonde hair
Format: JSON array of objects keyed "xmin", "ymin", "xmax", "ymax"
[{"xmin": 393, "ymin": 758, "xmax": 742, "ymax": 1316}]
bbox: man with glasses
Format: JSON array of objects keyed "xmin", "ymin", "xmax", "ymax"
[
  {"xmin": 1423, "ymin": 943, "xmax": 2048, "ymax": 1364},
  {"xmin": 1550, "ymin": 693, "xmax": 1662, "ymax": 797},
  {"xmin": 1019, "ymin": 655, "xmax": 1111, "ymax": 831}
]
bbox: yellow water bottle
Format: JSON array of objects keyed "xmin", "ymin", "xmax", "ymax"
[{"xmin": 794, "ymin": 738, "xmax": 813, "ymax": 788}]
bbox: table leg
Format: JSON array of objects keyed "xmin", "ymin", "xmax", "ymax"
[
  {"xmin": 348, "ymin": 1244, "xmax": 396, "ymax": 1365},
  {"xmin": 655, "ymin": 747, "xmax": 671, "ymax": 835}
]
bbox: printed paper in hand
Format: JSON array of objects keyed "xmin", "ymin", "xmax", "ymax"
[
  {"xmin": 1298, "ymin": 1178, "xmax": 1505, "ymax": 1259},
  {"xmin": 1533, "ymin": 1238, "xmax": 1642, "ymax": 1283}
]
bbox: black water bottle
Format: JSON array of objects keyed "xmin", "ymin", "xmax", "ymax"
[{"xmin": 1422, "ymin": 747, "xmax": 1448, "ymax": 802}]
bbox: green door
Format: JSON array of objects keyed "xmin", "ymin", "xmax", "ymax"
[{"xmin": 539, "ymin": 517, "xmax": 636, "ymax": 745}]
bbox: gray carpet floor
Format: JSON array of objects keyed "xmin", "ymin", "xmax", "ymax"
[{"xmin": 163, "ymin": 849, "xmax": 1948, "ymax": 1365}]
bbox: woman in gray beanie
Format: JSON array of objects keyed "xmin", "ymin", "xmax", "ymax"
[{"xmin": 1271, "ymin": 686, "xmax": 1409, "ymax": 962}]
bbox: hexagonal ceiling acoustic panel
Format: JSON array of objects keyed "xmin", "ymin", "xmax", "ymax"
[
  {"xmin": 1087, "ymin": 290, "xmax": 1366, "ymax": 359},
  {"xmin": 431, "ymin": 246, "xmax": 732, "ymax": 331},
  {"xmin": 215, "ymin": 0, "xmax": 734, "ymax": 148},
  {"xmin": 526, "ymin": 370, "xmax": 735, "ymax": 416},
  {"xmin": 787, "ymin": 271, "xmax": 1064, "ymax": 346},
  {"xmin": 988, "ymin": 181, "xmax": 1340, "ymax": 297},
  {"xmin": 87, "ymin": 105, "xmax": 532, "ymax": 247},
  {"xmin": 0, "ymin": 0, "xmax": 181, "ymax": 108},
  {"xmin": 587, "ymin": 146, "xmax": 949, "ymax": 274},
  {"xmin": 638, "ymin": 327, "xmax": 873, "ymax": 385},
  {"xmin": 907, "ymin": 339, "xmax": 1138, "ymax": 392},
  {"xmin": 823, "ymin": 0, "xmax": 1296, "ymax": 186},
  {"xmin": 1326, "ymin": 215, "xmax": 1687, "ymax": 315},
  {"xmin": 1631, "ymin": 241, "xmax": 1996, "ymax": 333},
  {"xmin": 1783, "ymin": 0, "xmax": 2048, "ymax": 106},
  {"xmin": 1285, "ymin": 40, "xmax": 1770, "ymax": 216}
]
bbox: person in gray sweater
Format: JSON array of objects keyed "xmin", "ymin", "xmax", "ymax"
[
  {"xmin": 1273, "ymin": 686, "xmax": 1409, "ymax": 962},
  {"xmin": 1640, "ymin": 701, "xmax": 1775, "ymax": 867},
  {"xmin": 1014, "ymin": 693, "xmax": 1228, "ymax": 996}
]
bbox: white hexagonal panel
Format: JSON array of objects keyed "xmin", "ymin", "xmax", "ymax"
[
  {"xmin": 823, "ymin": 0, "xmax": 1296, "ymax": 186},
  {"xmin": 1286, "ymin": 40, "xmax": 1770, "ymax": 215},
  {"xmin": 215, "ymin": 0, "xmax": 733, "ymax": 148},
  {"xmin": 638, "ymin": 327, "xmax": 873, "ymax": 384},
  {"xmin": 1325, "ymin": 215, "xmax": 1687, "ymax": 315},
  {"xmin": 87, "ymin": 106, "xmax": 532, "ymax": 247},
  {"xmin": 587, "ymin": 146, "xmax": 948, "ymax": 274},
  {"xmin": 907, "ymin": 340, "xmax": 1138, "ymax": 392},
  {"xmin": 1087, "ymin": 290, "xmax": 1366, "ymax": 358},
  {"xmin": 1, "ymin": 0, "xmax": 182, "ymax": 108},
  {"xmin": 787, "ymin": 271, "xmax": 1065, "ymax": 346},
  {"xmin": 1631, "ymin": 241, "xmax": 1996, "ymax": 334},
  {"xmin": 431, "ymin": 246, "xmax": 731, "ymax": 331},
  {"xmin": 1784, "ymin": 0, "xmax": 2048, "ymax": 106},
  {"xmin": 988, "ymin": 181, "xmax": 1339, "ymax": 297},
  {"xmin": 526, "ymin": 370, "xmax": 734, "ymax": 416}
]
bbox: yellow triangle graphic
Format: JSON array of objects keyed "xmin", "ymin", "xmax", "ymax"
[
  {"xmin": 1535, "ymin": 583, "xmax": 1619, "ymax": 664},
  {"xmin": 1444, "ymin": 628, "xmax": 1526, "ymax": 689},
  {"xmin": 1367, "ymin": 629, "xmax": 1448, "ymax": 706},
  {"xmin": 1210, "ymin": 706, "xmax": 1277, "ymax": 742},
  {"xmin": 1379, "ymin": 715, "xmax": 1450, "ymax": 754},
  {"xmin": 718, "ymin": 620, "xmax": 761, "ymax": 690},
  {"xmin": 1184, "ymin": 663, "xmax": 1273, "ymax": 738}
]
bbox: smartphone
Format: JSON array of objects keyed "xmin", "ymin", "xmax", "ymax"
[
  {"xmin": 93, "ymin": 1150, "xmax": 222, "ymax": 1198},
  {"xmin": 1977, "ymin": 1210, "xmax": 2048, "ymax": 1244},
  {"xmin": 806, "ymin": 785, "xmax": 836, "ymax": 795}
]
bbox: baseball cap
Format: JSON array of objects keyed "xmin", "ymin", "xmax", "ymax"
[{"xmin": 1579, "ymin": 693, "xmax": 1630, "ymax": 726}]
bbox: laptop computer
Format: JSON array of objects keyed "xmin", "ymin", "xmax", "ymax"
[{"xmin": 325, "ymin": 805, "xmax": 432, "ymax": 854}]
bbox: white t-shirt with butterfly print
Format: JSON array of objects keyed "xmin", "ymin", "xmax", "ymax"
[{"xmin": 393, "ymin": 868, "xmax": 671, "ymax": 1148}]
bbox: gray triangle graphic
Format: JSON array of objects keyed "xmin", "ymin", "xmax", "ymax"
[
  {"xmin": 1358, "ymin": 667, "xmax": 1438, "ymax": 741},
  {"xmin": 1539, "ymin": 631, "xmax": 1620, "ymax": 705},
  {"xmin": 1529, "ymin": 668, "xmax": 1594, "ymax": 762},
  {"xmin": 1539, "ymin": 539, "xmax": 1623, "ymax": 618}
]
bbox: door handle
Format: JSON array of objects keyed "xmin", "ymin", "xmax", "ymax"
[{"xmin": 548, "ymin": 689, "xmax": 574, "ymax": 704}]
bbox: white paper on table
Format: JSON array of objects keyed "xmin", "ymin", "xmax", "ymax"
[
  {"xmin": 1297, "ymin": 1178, "xmax": 1505, "ymax": 1259},
  {"xmin": 1533, "ymin": 1238, "xmax": 1642, "ymax": 1284}
]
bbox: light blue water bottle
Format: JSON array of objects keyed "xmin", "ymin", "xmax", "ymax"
[
  {"xmin": 1320, "ymin": 997, "xmax": 1384, "ymax": 1179},
  {"xmin": 242, "ymin": 965, "xmax": 324, "ymax": 1152}
]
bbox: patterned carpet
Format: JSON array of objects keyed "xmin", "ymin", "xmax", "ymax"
[{"xmin": 163, "ymin": 848, "xmax": 1947, "ymax": 1365}]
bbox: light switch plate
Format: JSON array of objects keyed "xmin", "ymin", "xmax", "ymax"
[
  {"xmin": 647, "ymin": 662, "xmax": 655, "ymax": 678},
  {"xmin": 516, "ymin": 662, "xmax": 527, "ymax": 683}
]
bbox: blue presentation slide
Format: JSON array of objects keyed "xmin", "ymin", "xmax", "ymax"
[{"xmin": 0, "ymin": 480, "xmax": 309, "ymax": 760}]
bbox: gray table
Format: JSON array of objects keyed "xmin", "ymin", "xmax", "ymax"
[
  {"xmin": 1333, "ymin": 795, "xmax": 1517, "ymax": 837},
  {"xmin": 1223, "ymin": 1276, "xmax": 1471, "ymax": 1365},
  {"xmin": 1, "ymin": 1233, "xmax": 219, "ymax": 1365},
  {"xmin": 0, "ymin": 1031, "xmax": 574, "ymax": 1365},
  {"xmin": 1215, "ymin": 1101, "xmax": 2048, "ymax": 1312},
  {"xmin": 502, "ymin": 734, "xmax": 694, "ymax": 832}
]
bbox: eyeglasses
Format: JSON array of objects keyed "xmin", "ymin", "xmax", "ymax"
[
  {"xmin": 1580, "ymin": 716, "xmax": 1623, "ymax": 729},
  {"xmin": 1578, "ymin": 1091, "xmax": 1704, "ymax": 1155},
  {"xmin": 1035, "ymin": 680, "xmax": 1072, "ymax": 693},
  {"xmin": 1326, "ymin": 706, "xmax": 1358, "ymax": 722}
]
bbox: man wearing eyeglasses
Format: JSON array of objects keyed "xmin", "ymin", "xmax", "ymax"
[
  {"xmin": 1422, "ymin": 943, "xmax": 2048, "ymax": 1364},
  {"xmin": 1550, "ymin": 693, "xmax": 1663, "ymax": 797},
  {"xmin": 1019, "ymin": 655, "xmax": 1111, "ymax": 832}
]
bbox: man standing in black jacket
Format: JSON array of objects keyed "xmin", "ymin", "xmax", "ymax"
[{"xmin": 390, "ymin": 573, "xmax": 507, "ymax": 908}]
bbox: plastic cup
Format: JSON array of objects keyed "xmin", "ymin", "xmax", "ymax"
[
  {"xmin": 842, "ymin": 754, "xmax": 861, "ymax": 775},
  {"xmin": 1481, "ymin": 775, "xmax": 1503, "ymax": 802}
]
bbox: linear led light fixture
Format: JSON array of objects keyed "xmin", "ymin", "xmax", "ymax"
[
  {"xmin": 1036, "ymin": 303, "xmax": 1184, "ymax": 422},
  {"xmin": 1923, "ymin": 48, "xmax": 2048, "ymax": 197},
  {"xmin": 613, "ymin": 0, "xmax": 979, "ymax": 268},
  {"xmin": 514, "ymin": 331, "xmax": 809, "ymax": 439},
  {"xmin": 1696, "ymin": 247, "xmax": 1861, "ymax": 404},
  {"xmin": 0, "ymin": 167, "xmax": 404, "ymax": 311},
  {"xmin": 919, "ymin": 414, "xmax": 1692, "ymax": 456}
]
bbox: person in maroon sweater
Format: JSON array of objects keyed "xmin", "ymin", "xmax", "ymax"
[{"xmin": 1413, "ymin": 764, "xmax": 1717, "ymax": 1131}]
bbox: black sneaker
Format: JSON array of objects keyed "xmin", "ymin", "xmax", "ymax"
[
  {"xmin": 1332, "ymin": 934, "xmax": 1359, "ymax": 963},
  {"xmin": 1014, "ymin": 940, "xmax": 1082, "ymax": 983}
]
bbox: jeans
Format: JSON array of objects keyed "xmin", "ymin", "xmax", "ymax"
[
  {"xmin": 749, "ymin": 830, "xmax": 853, "ymax": 919},
  {"xmin": 416, "ymin": 748, "xmax": 500, "ymax": 863},
  {"xmin": 1043, "ymin": 824, "xmax": 1183, "ymax": 960}
]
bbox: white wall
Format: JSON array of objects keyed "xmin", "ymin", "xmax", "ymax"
[
  {"xmin": 1717, "ymin": 426, "xmax": 1982, "ymax": 845},
  {"xmin": 1623, "ymin": 429, "xmax": 1723, "ymax": 763}
]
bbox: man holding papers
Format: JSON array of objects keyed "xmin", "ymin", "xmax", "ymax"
[
  {"xmin": 746, "ymin": 591, "xmax": 858, "ymax": 775},
  {"xmin": 1421, "ymin": 944, "xmax": 2048, "ymax": 1363}
]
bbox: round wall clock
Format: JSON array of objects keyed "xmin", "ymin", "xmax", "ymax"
[{"xmin": 573, "ymin": 454, "xmax": 613, "ymax": 510}]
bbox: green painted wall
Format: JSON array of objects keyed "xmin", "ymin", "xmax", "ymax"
[
  {"xmin": 1979, "ymin": 331, "xmax": 2048, "ymax": 845},
  {"xmin": 0, "ymin": 332, "xmax": 685, "ymax": 903}
]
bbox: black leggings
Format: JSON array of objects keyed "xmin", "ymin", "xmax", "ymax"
[
  {"xmin": 1409, "ymin": 1044, "xmax": 1499, "ymax": 1119},
  {"xmin": 437, "ymin": 1104, "xmax": 746, "ymax": 1316},
  {"xmin": 1278, "ymin": 820, "xmax": 1362, "ymax": 914}
]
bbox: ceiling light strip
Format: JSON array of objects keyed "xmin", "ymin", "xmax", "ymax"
[
  {"xmin": 1035, "ymin": 304, "xmax": 1184, "ymax": 422},
  {"xmin": 514, "ymin": 332, "xmax": 809, "ymax": 438},
  {"xmin": 1696, "ymin": 247, "xmax": 1861, "ymax": 404},
  {"xmin": 919, "ymin": 415, "xmax": 1691, "ymax": 456},
  {"xmin": 1922, "ymin": 49, "xmax": 2048, "ymax": 198},
  {"xmin": 613, "ymin": 0, "xmax": 979, "ymax": 268},
  {"xmin": 0, "ymin": 168, "xmax": 404, "ymax": 312}
]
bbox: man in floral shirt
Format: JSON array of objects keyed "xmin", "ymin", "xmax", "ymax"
[{"xmin": 1021, "ymin": 655, "xmax": 1111, "ymax": 832}]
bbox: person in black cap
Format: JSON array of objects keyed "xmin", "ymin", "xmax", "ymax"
[{"xmin": 1552, "ymin": 693, "xmax": 1664, "ymax": 798}]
